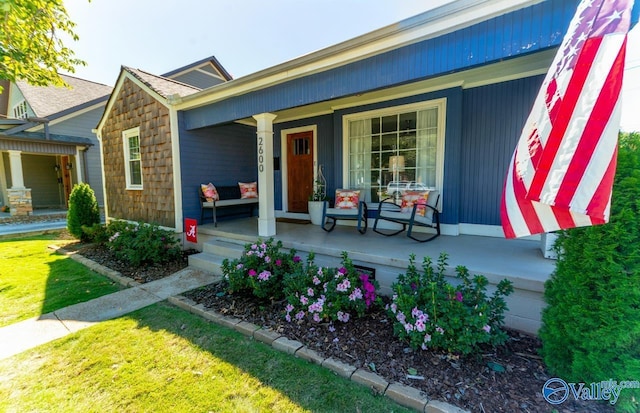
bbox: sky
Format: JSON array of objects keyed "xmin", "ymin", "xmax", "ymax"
[{"xmin": 62, "ymin": 0, "xmax": 640, "ymax": 132}]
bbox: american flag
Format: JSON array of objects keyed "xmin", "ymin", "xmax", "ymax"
[{"xmin": 501, "ymin": 0, "xmax": 639, "ymax": 239}]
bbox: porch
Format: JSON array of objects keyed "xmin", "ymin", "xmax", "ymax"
[{"xmin": 188, "ymin": 217, "xmax": 555, "ymax": 335}]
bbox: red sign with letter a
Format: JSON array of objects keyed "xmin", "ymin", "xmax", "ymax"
[{"xmin": 185, "ymin": 218, "xmax": 197, "ymax": 243}]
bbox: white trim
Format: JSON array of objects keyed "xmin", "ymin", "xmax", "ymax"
[
  {"xmin": 11, "ymin": 100, "xmax": 28, "ymax": 119},
  {"xmin": 96, "ymin": 131, "xmax": 110, "ymax": 222},
  {"xmin": 170, "ymin": 108, "xmax": 184, "ymax": 232},
  {"xmin": 122, "ymin": 127, "xmax": 143, "ymax": 190},
  {"xmin": 279, "ymin": 125, "xmax": 318, "ymax": 213},
  {"xmin": 175, "ymin": 0, "xmax": 542, "ymax": 111},
  {"xmin": 26, "ymin": 101, "xmax": 107, "ymax": 132},
  {"xmin": 341, "ymin": 99, "xmax": 447, "ymax": 204}
]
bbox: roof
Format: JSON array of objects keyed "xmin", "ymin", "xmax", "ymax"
[
  {"xmin": 15, "ymin": 74, "xmax": 112, "ymax": 118},
  {"xmin": 161, "ymin": 55, "xmax": 233, "ymax": 82},
  {"xmin": 123, "ymin": 67, "xmax": 202, "ymax": 99},
  {"xmin": 0, "ymin": 130, "xmax": 93, "ymax": 146}
]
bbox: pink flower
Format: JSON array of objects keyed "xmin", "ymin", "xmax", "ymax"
[
  {"xmin": 455, "ymin": 291, "xmax": 463, "ymax": 302},
  {"xmin": 285, "ymin": 304, "xmax": 294, "ymax": 313},
  {"xmin": 396, "ymin": 312, "xmax": 406, "ymax": 323},
  {"xmin": 423, "ymin": 334, "xmax": 432, "ymax": 342},
  {"xmin": 390, "ymin": 303, "xmax": 397, "ymax": 314},
  {"xmin": 312, "ymin": 276, "xmax": 321, "ymax": 285},
  {"xmin": 349, "ymin": 288, "xmax": 363, "ymax": 301},
  {"xmin": 285, "ymin": 314, "xmax": 292, "ymax": 322},
  {"xmin": 236, "ymin": 263, "xmax": 244, "ymax": 270},
  {"xmin": 300, "ymin": 296, "xmax": 308, "ymax": 305},
  {"xmin": 415, "ymin": 320, "xmax": 426, "ymax": 332},
  {"xmin": 293, "ymin": 256, "xmax": 301, "ymax": 263},
  {"xmin": 248, "ymin": 269, "xmax": 257, "ymax": 277},
  {"xmin": 404, "ymin": 323, "xmax": 414, "ymax": 333},
  {"xmin": 338, "ymin": 267, "xmax": 347, "ymax": 275},
  {"xmin": 336, "ymin": 279, "xmax": 351, "ymax": 292},
  {"xmin": 482, "ymin": 325, "xmax": 491, "ymax": 333},
  {"xmin": 258, "ymin": 270, "xmax": 271, "ymax": 281},
  {"xmin": 264, "ymin": 256, "xmax": 271, "ymax": 263},
  {"xmin": 275, "ymin": 259, "xmax": 282, "ymax": 266},
  {"xmin": 313, "ymin": 313, "xmax": 321, "ymax": 322},
  {"xmin": 337, "ymin": 311, "xmax": 350, "ymax": 322},
  {"xmin": 295, "ymin": 311, "xmax": 305, "ymax": 320},
  {"xmin": 250, "ymin": 244, "xmax": 258, "ymax": 250},
  {"xmin": 328, "ymin": 325, "xmax": 336, "ymax": 333},
  {"xmin": 307, "ymin": 288, "xmax": 315, "ymax": 297},
  {"xmin": 436, "ymin": 326, "xmax": 444, "ymax": 335}
]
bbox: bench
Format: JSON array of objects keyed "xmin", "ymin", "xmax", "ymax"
[{"xmin": 199, "ymin": 186, "xmax": 258, "ymax": 226}]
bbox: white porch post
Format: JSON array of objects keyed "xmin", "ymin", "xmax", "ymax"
[
  {"xmin": 7, "ymin": 150, "xmax": 25, "ymax": 188},
  {"xmin": 74, "ymin": 147, "xmax": 84, "ymax": 183},
  {"xmin": 253, "ymin": 113, "xmax": 277, "ymax": 236}
]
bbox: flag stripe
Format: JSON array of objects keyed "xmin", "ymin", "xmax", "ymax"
[
  {"xmin": 527, "ymin": 37, "xmax": 603, "ymax": 201},
  {"xmin": 586, "ymin": 145, "xmax": 617, "ymax": 222},
  {"xmin": 554, "ymin": 37, "xmax": 626, "ymax": 209}
]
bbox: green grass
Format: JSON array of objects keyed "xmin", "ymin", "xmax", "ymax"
[
  {"xmin": 0, "ymin": 233, "xmax": 122, "ymax": 327},
  {"xmin": 0, "ymin": 302, "xmax": 412, "ymax": 413}
]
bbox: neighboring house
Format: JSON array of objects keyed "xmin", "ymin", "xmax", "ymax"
[
  {"xmin": 97, "ymin": 0, "xmax": 578, "ymax": 238},
  {"xmin": 0, "ymin": 75, "xmax": 113, "ymax": 214},
  {"xmin": 96, "ymin": 56, "xmax": 233, "ymax": 227}
]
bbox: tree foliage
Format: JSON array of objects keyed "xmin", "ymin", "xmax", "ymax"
[
  {"xmin": 540, "ymin": 132, "xmax": 640, "ymax": 412},
  {"xmin": 0, "ymin": 0, "xmax": 86, "ymax": 93}
]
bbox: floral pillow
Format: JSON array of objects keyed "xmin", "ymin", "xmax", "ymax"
[
  {"xmin": 239, "ymin": 181, "xmax": 258, "ymax": 199},
  {"xmin": 335, "ymin": 189, "xmax": 360, "ymax": 209},
  {"xmin": 201, "ymin": 183, "xmax": 219, "ymax": 202},
  {"xmin": 401, "ymin": 191, "xmax": 429, "ymax": 216}
]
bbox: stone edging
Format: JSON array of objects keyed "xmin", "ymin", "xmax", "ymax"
[
  {"xmin": 168, "ymin": 294, "xmax": 470, "ymax": 413},
  {"xmin": 51, "ymin": 245, "xmax": 468, "ymax": 413}
]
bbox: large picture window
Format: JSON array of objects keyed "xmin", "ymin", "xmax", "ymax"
[
  {"xmin": 123, "ymin": 127, "xmax": 143, "ymax": 190},
  {"xmin": 344, "ymin": 100, "xmax": 445, "ymax": 202}
]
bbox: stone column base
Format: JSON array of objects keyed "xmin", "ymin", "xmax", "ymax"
[{"xmin": 8, "ymin": 188, "xmax": 33, "ymax": 216}]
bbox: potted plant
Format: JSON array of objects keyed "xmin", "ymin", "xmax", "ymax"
[{"xmin": 308, "ymin": 166, "xmax": 327, "ymax": 225}]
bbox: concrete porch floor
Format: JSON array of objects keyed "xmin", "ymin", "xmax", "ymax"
[{"xmin": 197, "ymin": 217, "xmax": 555, "ymax": 288}]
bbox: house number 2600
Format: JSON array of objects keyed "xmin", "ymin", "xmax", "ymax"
[{"xmin": 258, "ymin": 137, "xmax": 265, "ymax": 172}]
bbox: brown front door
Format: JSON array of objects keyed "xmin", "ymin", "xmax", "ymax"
[
  {"xmin": 287, "ymin": 131, "xmax": 314, "ymax": 213},
  {"xmin": 61, "ymin": 156, "xmax": 73, "ymax": 207}
]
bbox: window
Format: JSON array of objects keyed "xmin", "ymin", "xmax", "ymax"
[
  {"xmin": 344, "ymin": 100, "xmax": 446, "ymax": 202},
  {"xmin": 123, "ymin": 127, "xmax": 143, "ymax": 189},
  {"xmin": 12, "ymin": 101, "xmax": 28, "ymax": 119}
]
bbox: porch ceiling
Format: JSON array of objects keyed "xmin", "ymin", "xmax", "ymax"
[{"xmin": 236, "ymin": 48, "xmax": 556, "ymax": 126}]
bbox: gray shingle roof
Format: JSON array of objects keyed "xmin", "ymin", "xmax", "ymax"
[
  {"xmin": 15, "ymin": 74, "xmax": 113, "ymax": 118},
  {"xmin": 123, "ymin": 67, "xmax": 201, "ymax": 99}
]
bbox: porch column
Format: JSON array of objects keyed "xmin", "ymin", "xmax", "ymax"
[
  {"xmin": 74, "ymin": 147, "xmax": 84, "ymax": 183},
  {"xmin": 7, "ymin": 150, "xmax": 25, "ymax": 188},
  {"xmin": 253, "ymin": 113, "xmax": 277, "ymax": 236}
]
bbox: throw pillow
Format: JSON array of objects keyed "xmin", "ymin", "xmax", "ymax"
[
  {"xmin": 201, "ymin": 183, "xmax": 219, "ymax": 202},
  {"xmin": 401, "ymin": 191, "xmax": 429, "ymax": 216},
  {"xmin": 239, "ymin": 181, "xmax": 258, "ymax": 199},
  {"xmin": 335, "ymin": 189, "xmax": 360, "ymax": 209}
]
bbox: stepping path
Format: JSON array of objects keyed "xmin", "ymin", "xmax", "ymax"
[{"xmin": 0, "ymin": 268, "xmax": 218, "ymax": 360}]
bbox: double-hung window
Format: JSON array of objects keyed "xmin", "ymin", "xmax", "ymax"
[
  {"xmin": 12, "ymin": 100, "xmax": 28, "ymax": 119},
  {"xmin": 123, "ymin": 127, "xmax": 143, "ymax": 190},
  {"xmin": 344, "ymin": 99, "xmax": 446, "ymax": 202}
]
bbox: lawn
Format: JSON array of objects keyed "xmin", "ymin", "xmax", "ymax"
[
  {"xmin": 0, "ymin": 302, "xmax": 412, "ymax": 413},
  {"xmin": 0, "ymin": 233, "xmax": 122, "ymax": 327}
]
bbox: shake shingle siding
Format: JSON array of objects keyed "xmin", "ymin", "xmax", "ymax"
[{"xmin": 101, "ymin": 78, "xmax": 175, "ymax": 227}]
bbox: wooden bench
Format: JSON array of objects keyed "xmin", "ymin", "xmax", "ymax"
[{"xmin": 199, "ymin": 186, "xmax": 258, "ymax": 226}]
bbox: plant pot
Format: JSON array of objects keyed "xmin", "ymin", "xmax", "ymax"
[{"xmin": 308, "ymin": 201, "xmax": 325, "ymax": 225}]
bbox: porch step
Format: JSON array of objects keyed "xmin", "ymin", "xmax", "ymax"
[{"xmin": 188, "ymin": 238, "xmax": 247, "ymax": 275}]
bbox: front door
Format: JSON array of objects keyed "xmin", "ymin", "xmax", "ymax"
[
  {"xmin": 61, "ymin": 156, "xmax": 73, "ymax": 207},
  {"xmin": 287, "ymin": 131, "xmax": 314, "ymax": 213}
]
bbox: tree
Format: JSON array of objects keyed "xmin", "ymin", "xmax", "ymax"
[
  {"xmin": 67, "ymin": 183, "xmax": 100, "ymax": 240},
  {"xmin": 0, "ymin": 0, "xmax": 86, "ymax": 93}
]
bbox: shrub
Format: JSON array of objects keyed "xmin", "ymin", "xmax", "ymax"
[
  {"xmin": 388, "ymin": 253, "xmax": 513, "ymax": 356},
  {"xmin": 105, "ymin": 221, "xmax": 182, "ymax": 267},
  {"xmin": 81, "ymin": 223, "xmax": 109, "ymax": 244},
  {"xmin": 283, "ymin": 251, "xmax": 380, "ymax": 323},
  {"xmin": 67, "ymin": 183, "xmax": 100, "ymax": 240},
  {"xmin": 540, "ymin": 132, "xmax": 640, "ymax": 412},
  {"xmin": 221, "ymin": 238, "xmax": 302, "ymax": 301}
]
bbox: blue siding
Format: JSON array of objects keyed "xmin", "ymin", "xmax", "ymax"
[
  {"xmin": 183, "ymin": 0, "xmax": 575, "ymax": 130},
  {"xmin": 333, "ymin": 87, "xmax": 463, "ymax": 225},
  {"xmin": 178, "ymin": 116, "xmax": 257, "ymax": 222},
  {"xmin": 273, "ymin": 115, "xmax": 334, "ymax": 210},
  {"xmin": 459, "ymin": 75, "xmax": 544, "ymax": 225}
]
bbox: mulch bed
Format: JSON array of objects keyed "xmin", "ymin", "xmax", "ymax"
[{"xmin": 75, "ymin": 243, "xmax": 612, "ymax": 413}]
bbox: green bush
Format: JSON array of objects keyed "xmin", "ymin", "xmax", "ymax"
[
  {"xmin": 540, "ymin": 132, "xmax": 640, "ymax": 412},
  {"xmin": 105, "ymin": 221, "xmax": 182, "ymax": 267},
  {"xmin": 221, "ymin": 238, "xmax": 302, "ymax": 301},
  {"xmin": 80, "ymin": 223, "xmax": 109, "ymax": 244},
  {"xmin": 67, "ymin": 183, "xmax": 100, "ymax": 240},
  {"xmin": 388, "ymin": 253, "xmax": 513, "ymax": 356},
  {"xmin": 282, "ymin": 252, "xmax": 380, "ymax": 323}
]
